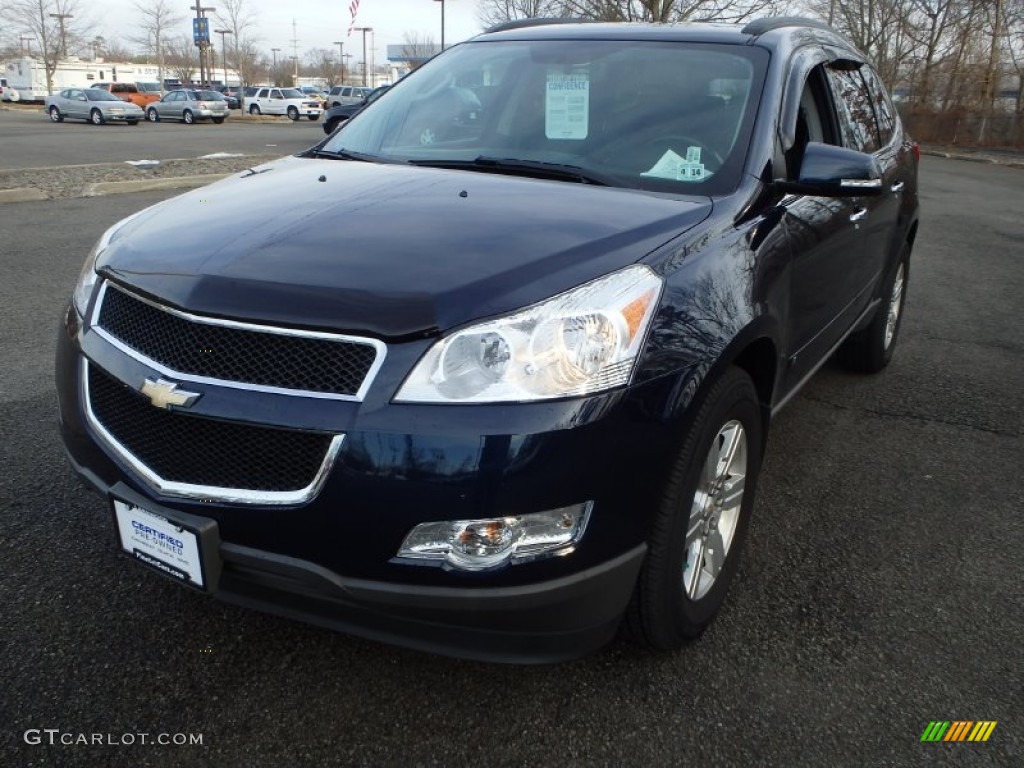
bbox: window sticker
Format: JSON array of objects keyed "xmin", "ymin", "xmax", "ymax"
[
  {"xmin": 642, "ymin": 147, "xmax": 706, "ymax": 182},
  {"xmin": 545, "ymin": 71, "xmax": 590, "ymax": 140}
]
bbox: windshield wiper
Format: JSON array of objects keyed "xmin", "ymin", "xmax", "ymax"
[
  {"xmin": 308, "ymin": 147, "xmax": 377, "ymax": 162},
  {"xmin": 409, "ymin": 156, "xmax": 619, "ymax": 186}
]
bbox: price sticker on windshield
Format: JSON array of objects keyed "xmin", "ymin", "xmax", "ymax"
[{"xmin": 546, "ymin": 71, "xmax": 590, "ymax": 140}]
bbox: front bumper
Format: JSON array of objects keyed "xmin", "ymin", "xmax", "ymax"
[
  {"xmin": 57, "ymin": 298, "xmax": 685, "ymax": 662},
  {"xmin": 104, "ymin": 112, "xmax": 143, "ymax": 122}
]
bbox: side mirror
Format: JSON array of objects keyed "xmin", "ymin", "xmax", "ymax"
[{"xmin": 777, "ymin": 142, "xmax": 883, "ymax": 197}]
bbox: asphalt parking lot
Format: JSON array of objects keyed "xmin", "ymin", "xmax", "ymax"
[
  {"xmin": 0, "ymin": 107, "xmax": 322, "ymax": 169},
  {"xmin": 1, "ymin": 157, "xmax": 1021, "ymax": 767}
]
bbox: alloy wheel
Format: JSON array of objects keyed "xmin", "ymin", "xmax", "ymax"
[{"xmin": 683, "ymin": 420, "xmax": 747, "ymax": 601}]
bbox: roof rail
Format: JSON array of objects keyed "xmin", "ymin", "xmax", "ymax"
[
  {"xmin": 484, "ymin": 17, "xmax": 588, "ymax": 34},
  {"xmin": 741, "ymin": 16, "xmax": 834, "ymax": 36}
]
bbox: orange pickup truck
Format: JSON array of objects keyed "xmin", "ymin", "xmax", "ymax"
[{"xmin": 91, "ymin": 82, "xmax": 161, "ymax": 108}]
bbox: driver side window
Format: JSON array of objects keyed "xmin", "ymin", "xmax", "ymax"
[{"xmin": 788, "ymin": 65, "xmax": 841, "ymax": 178}]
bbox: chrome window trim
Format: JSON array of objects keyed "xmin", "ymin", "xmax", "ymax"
[
  {"xmin": 81, "ymin": 358, "xmax": 344, "ymax": 505},
  {"xmin": 89, "ymin": 280, "xmax": 387, "ymax": 402}
]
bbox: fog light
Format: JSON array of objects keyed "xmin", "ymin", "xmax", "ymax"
[{"xmin": 396, "ymin": 502, "xmax": 593, "ymax": 571}]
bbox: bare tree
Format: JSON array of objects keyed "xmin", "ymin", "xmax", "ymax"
[
  {"xmin": 164, "ymin": 35, "xmax": 196, "ymax": 84},
  {"xmin": 305, "ymin": 47, "xmax": 338, "ymax": 84},
  {"xmin": 131, "ymin": 0, "xmax": 183, "ymax": 88},
  {"xmin": 477, "ymin": 0, "xmax": 567, "ymax": 27},
  {"xmin": 401, "ymin": 31, "xmax": 438, "ymax": 72},
  {"xmin": 215, "ymin": 0, "xmax": 258, "ymax": 105},
  {"xmin": 1, "ymin": 0, "xmax": 86, "ymax": 94}
]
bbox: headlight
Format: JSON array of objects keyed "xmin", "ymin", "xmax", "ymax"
[
  {"xmin": 395, "ymin": 265, "xmax": 662, "ymax": 403},
  {"xmin": 72, "ymin": 212, "xmax": 145, "ymax": 315}
]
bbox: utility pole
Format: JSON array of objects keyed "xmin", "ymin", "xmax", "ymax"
[
  {"xmin": 434, "ymin": 0, "xmax": 446, "ymax": 51},
  {"xmin": 215, "ymin": 29, "xmax": 232, "ymax": 85},
  {"xmin": 332, "ymin": 41, "xmax": 344, "ymax": 85},
  {"xmin": 191, "ymin": 3, "xmax": 216, "ymax": 85},
  {"xmin": 271, "ymin": 47, "xmax": 280, "ymax": 86},
  {"xmin": 355, "ymin": 27, "xmax": 372, "ymax": 87},
  {"xmin": 291, "ymin": 18, "xmax": 299, "ymax": 85},
  {"xmin": 49, "ymin": 13, "xmax": 73, "ymax": 59}
]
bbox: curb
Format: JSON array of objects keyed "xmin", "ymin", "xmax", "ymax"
[
  {"xmin": 0, "ymin": 187, "xmax": 49, "ymax": 203},
  {"xmin": 82, "ymin": 174, "xmax": 231, "ymax": 197},
  {"xmin": 920, "ymin": 147, "xmax": 1024, "ymax": 169}
]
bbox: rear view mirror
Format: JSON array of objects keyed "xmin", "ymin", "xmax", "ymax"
[{"xmin": 777, "ymin": 142, "xmax": 882, "ymax": 197}]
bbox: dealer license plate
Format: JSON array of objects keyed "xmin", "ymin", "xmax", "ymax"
[{"xmin": 113, "ymin": 499, "xmax": 206, "ymax": 589}]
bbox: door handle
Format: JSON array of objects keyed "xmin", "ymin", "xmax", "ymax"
[
  {"xmin": 849, "ymin": 208, "xmax": 868, "ymax": 222},
  {"xmin": 891, "ymin": 181, "xmax": 905, "ymax": 193}
]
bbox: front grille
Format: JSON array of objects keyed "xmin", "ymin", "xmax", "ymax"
[
  {"xmin": 87, "ymin": 364, "xmax": 335, "ymax": 494},
  {"xmin": 95, "ymin": 283, "xmax": 380, "ymax": 397}
]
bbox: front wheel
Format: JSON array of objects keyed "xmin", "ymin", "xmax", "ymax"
[
  {"xmin": 49, "ymin": 106, "xmax": 63, "ymax": 122},
  {"xmin": 287, "ymin": 106, "xmax": 299, "ymax": 121},
  {"xmin": 182, "ymin": 110, "xmax": 194, "ymax": 125},
  {"xmin": 307, "ymin": 114, "xmax": 318, "ymax": 121},
  {"xmin": 212, "ymin": 117, "xmax": 225, "ymax": 124},
  {"xmin": 146, "ymin": 108, "xmax": 159, "ymax": 122},
  {"xmin": 249, "ymin": 104, "xmax": 260, "ymax": 116},
  {"xmin": 625, "ymin": 367, "xmax": 763, "ymax": 650},
  {"xmin": 90, "ymin": 109, "xmax": 104, "ymax": 126},
  {"xmin": 837, "ymin": 244, "xmax": 910, "ymax": 373}
]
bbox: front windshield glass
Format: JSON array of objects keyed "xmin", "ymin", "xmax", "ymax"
[
  {"xmin": 86, "ymin": 90, "xmax": 122, "ymax": 101},
  {"xmin": 323, "ymin": 39, "xmax": 767, "ymax": 193},
  {"xmin": 281, "ymin": 88, "xmax": 303, "ymax": 99}
]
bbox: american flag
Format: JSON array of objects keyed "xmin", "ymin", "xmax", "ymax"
[{"xmin": 347, "ymin": 0, "xmax": 361, "ymax": 36}]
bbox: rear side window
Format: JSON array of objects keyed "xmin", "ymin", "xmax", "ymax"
[
  {"xmin": 826, "ymin": 66, "xmax": 880, "ymax": 154},
  {"xmin": 860, "ymin": 66, "xmax": 897, "ymax": 147}
]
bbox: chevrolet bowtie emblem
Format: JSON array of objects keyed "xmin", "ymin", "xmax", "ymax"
[{"xmin": 140, "ymin": 378, "xmax": 201, "ymax": 410}]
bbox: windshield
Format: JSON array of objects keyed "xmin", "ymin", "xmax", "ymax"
[
  {"xmin": 86, "ymin": 90, "xmax": 122, "ymax": 101},
  {"xmin": 323, "ymin": 39, "xmax": 767, "ymax": 193},
  {"xmin": 281, "ymin": 88, "xmax": 303, "ymax": 99}
]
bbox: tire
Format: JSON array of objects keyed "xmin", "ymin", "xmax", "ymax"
[
  {"xmin": 625, "ymin": 366, "xmax": 763, "ymax": 650},
  {"xmin": 287, "ymin": 106, "xmax": 299, "ymax": 121},
  {"xmin": 90, "ymin": 109, "xmax": 104, "ymax": 126},
  {"xmin": 307, "ymin": 114, "xmax": 317, "ymax": 121},
  {"xmin": 49, "ymin": 106, "xmax": 63, "ymax": 122},
  {"xmin": 183, "ymin": 109, "xmax": 194, "ymax": 125},
  {"xmin": 147, "ymin": 108, "xmax": 159, "ymax": 122},
  {"xmin": 324, "ymin": 119, "xmax": 339, "ymax": 134},
  {"xmin": 249, "ymin": 104, "xmax": 260, "ymax": 116},
  {"xmin": 212, "ymin": 117, "xmax": 225, "ymax": 124},
  {"xmin": 836, "ymin": 243, "xmax": 910, "ymax": 373}
]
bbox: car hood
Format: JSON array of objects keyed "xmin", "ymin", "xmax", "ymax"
[{"xmin": 101, "ymin": 157, "xmax": 712, "ymax": 339}]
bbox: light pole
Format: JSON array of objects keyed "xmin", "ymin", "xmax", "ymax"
[
  {"xmin": 433, "ymin": 0, "xmax": 446, "ymax": 51},
  {"xmin": 290, "ymin": 55, "xmax": 298, "ymax": 86},
  {"xmin": 354, "ymin": 27, "xmax": 372, "ymax": 87},
  {"xmin": 49, "ymin": 13, "xmax": 73, "ymax": 59},
  {"xmin": 214, "ymin": 29, "xmax": 232, "ymax": 85},
  {"xmin": 271, "ymin": 47, "xmax": 280, "ymax": 85},
  {"xmin": 332, "ymin": 41, "xmax": 344, "ymax": 85}
]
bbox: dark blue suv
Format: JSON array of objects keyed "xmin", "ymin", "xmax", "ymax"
[{"xmin": 57, "ymin": 17, "xmax": 919, "ymax": 662}]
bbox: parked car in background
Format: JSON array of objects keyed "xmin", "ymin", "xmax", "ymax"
[
  {"xmin": 212, "ymin": 86, "xmax": 242, "ymax": 108},
  {"xmin": 0, "ymin": 77, "xmax": 7, "ymax": 100},
  {"xmin": 208, "ymin": 88, "xmax": 239, "ymax": 109},
  {"xmin": 57, "ymin": 17, "xmax": 918, "ymax": 663},
  {"xmin": 247, "ymin": 87, "xmax": 322, "ymax": 120},
  {"xmin": 322, "ymin": 85, "xmax": 390, "ymax": 134},
  {"xmin": 299, "ymin": 85, "xmax": 327, "ymax": 105},
  {"xmin": 145, "ymin": 89, "xmax": 229, "ymax": 124},
  {"xmin": 91, "ymin": 82, "xmax": 161, "ymax": 108},
  {"xmin": 325, "ymin": 84, "xmax": 371, "ymax": 107},
  {"xmin": 46, "ymin": 88, "xmax": 144, "ymax": 125}
]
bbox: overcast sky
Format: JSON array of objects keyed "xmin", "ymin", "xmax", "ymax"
[{"xmin": 98, "ymin": 0, "xmax": 485, "ymax": 66}]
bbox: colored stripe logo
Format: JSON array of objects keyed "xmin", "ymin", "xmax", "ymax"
[{"xmin": 921, "ymin": 721, "xmax": 997, "ymax": 742}]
